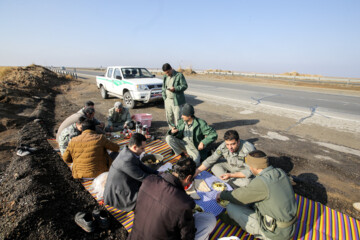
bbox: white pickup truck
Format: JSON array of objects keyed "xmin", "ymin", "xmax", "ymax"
[{"xmin": 96, "ymin": 66, "xmax": 163, "ymax": 108}]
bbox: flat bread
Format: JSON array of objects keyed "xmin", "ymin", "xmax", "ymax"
[
  {"xmin": 194, "ymin": 179, "xmax": 211, "ymax": 192},
  {"xmin": 186, "ymin": 184, "xmax": 201, "ymax": 200}
]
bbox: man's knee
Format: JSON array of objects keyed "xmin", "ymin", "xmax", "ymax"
[{"xmin": 165, "ymin": 135, "xmax": 173, "ymax": 145}]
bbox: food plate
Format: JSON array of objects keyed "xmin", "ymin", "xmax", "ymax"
[
  {"xmin": 218, "ymin": 199, "xmax": 229, "ymax": 208},
  {"xmin": 141, "ymin": 154, "xmax": 164, "ymax": 170},
  {"xmin": 193, "ymin": 204, "xmax": 204, "ymax": 213},
  {"xmin": 212, "ymin": 181, "xmax": 227, "ymax": 191}
]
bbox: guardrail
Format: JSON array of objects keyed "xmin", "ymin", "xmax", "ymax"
[
  {"xmin": 47, "ymin": 67, "xmax": 78, "ymax": 79},
  {"xmin": 149, "ymin": 69, "xmax": 360, "ymax": 85}
]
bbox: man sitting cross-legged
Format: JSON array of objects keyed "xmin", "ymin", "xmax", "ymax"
[
  {"xmin": 104, "ymin": 133, "xmax": 158, "ymax": 212},
  {"xmin": 166, "ymin": 103, "xmax": 218, "ymax": 167},
  {"xmin": 194, "ymin": 130, "xmax": 255, "ymax": 187},
  {"xmin": 216, "ymin": 150, "xmax": 297, "ymax": 240}
]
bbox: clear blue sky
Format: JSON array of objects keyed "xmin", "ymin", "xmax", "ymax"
[{"xmin": 1, "ymin": 0, "xmax": 359, "ymax": 77}]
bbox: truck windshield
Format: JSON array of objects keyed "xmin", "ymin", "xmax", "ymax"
[{"xmin": 122, "ymin": 68, "xmax": 154, "ymax": 79}]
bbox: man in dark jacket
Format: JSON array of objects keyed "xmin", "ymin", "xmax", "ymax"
[
  {"xmin": 166, "ymin": 103, "xmax": 218, "ymax": 166},
  {"xmin": 162, "ymin": 63, "xmax": 188, "ymax": 129},
  {"xmin": 128, "ymin": 157, "xmax": 216, "ymax": 240},
  {"xmin": 103, "ymin": 133, "xmax": 158, "ymax": 212},
  {"xmin": 216, "ymin": 150, "xmax": 297, "ymax": 240}
]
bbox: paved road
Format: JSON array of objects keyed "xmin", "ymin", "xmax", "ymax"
[{"xmin": 71, "ymin": 69, "xmax": 360, "ymax": 121}]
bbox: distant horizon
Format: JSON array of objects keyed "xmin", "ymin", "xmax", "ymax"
[
  {"xmin": 2, "ymin": 64, "xmax": 358, "ymax": 79},
  {"xmin": 1, "ymin": 1, "xmax": 359, "ymax": 78}
]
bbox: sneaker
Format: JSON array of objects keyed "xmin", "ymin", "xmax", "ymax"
[
  {"xmin": 17, "ymin": 149, "xmax": 30, "ymax": 157},
  {"xmin": 20, "ymin": 144, "xmax": 37, "ymax": 152},
  {"xmin": 75, "ymin": 212, "xmax": 95, "ymax": 233},
  {"xmin": 353, "ymin": 202, "xmax": 360, "ymax": 212},
  {"xmin": 92, "ymin": 209, "xmax": 110, "ymax": 229}
]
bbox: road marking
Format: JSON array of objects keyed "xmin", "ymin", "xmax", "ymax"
[
  {"xmin": 315, "ymin": 142, "xmax": 360, "ymax": 157},
  {"xmin": 186, "ymin": 90, "xmax": 360, "ymax": 123}
]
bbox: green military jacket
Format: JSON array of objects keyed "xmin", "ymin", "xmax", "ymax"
[
  {"xmin": 107, "ymin": 107, "xmax": 131, "ymax": 127},
  {"xmin": 162, "ymin": 70, "xmax": 188, "ymax": 106},
  {"xmin": 220, "ymin": 166, "xmax": 297, "ymax": 240},
  {"xmin": 58, "ymin": 123, "xmax": 81, "ymax": 154},
  {"xmin": 202, "ymin": 140, "xmax": 255, "ymax": 176},
  {"xmin": 168, "ymin": 117, "xmax": 218, "ymax": 160}
]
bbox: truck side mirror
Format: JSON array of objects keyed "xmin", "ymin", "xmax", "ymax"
[{"xmin": 116, "ymin": 76, "xmax": 122, "ymax": 80}]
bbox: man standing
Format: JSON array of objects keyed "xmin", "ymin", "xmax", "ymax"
[
  {"xmin": 162, "ymin": 63, "xmax": 188, "ymax": 129},
  {"xmin": 58, "ymin": 116, "xmax": 85, "ymax": 155},
  {"xmin": 63, "ymin": 119, "xmax": 120, "ymax": 179},
  {"xmin": 128, "ymin": 157, "xmax": 216, "ymax": 240},
  {"xmin": 104, "ymin": 133, "xmax": 158, "ymax": 212},
  {"xmin": 106, "ymin": 101, "xmax": 133, "ymax": 132},
  {"xmin": 166, "ymin": 103, "xmax": 217, "ymax": 166},
  {"xmin": 195, "ymin": 130, "xmax": 255, "ymax": 187},
  {"xmin": 216, "ymin": 150, "xmax": 297, "ymax": 240}
]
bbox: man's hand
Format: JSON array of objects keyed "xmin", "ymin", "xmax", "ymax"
[
  {"xmin": 99, "ymin": 122, "xmax": 105, "ymax": 129},
  {"xmin": 123, "ymin": 123, "xmax": 128, "ymax": 128},
  {"xmin": 110, "ymin": 126, "xmax": 113, "ymax": 131},
  {"xmin": 198, "ymin": 142, "xmax": 204, "ymax": 151},
  {"xmin": 194, "ymin": 168, "xmax": 201, "ymax": 178},
  {"xmin": 216, "ymin": 192, "xmax": 222, "ymax": 203},
  {"xmin": 220, "ymin": 173, "xmax": 231, "ymax": 181},
  {"xmin": 171, "ymin": 127, "xmax": 178, "ymax": 134},
  {"xmin": 169, "ymin": 87, "xmax": 175, "ymax": 92}
]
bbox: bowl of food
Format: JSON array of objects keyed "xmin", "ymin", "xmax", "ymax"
[
  {"xmin": 218, "ymin": 199, "xmax": 229, "ymax": 208},
  {"xmin": 141, "ymin": 154, "xmax": 164, "ymax": 170},
  {"xmin": 192, "ymin": 204, "xmax": 204, "ymax": 213},
  {"xmin": 212, "ymin": 181, "xmax": 227, "ymax": 191}
]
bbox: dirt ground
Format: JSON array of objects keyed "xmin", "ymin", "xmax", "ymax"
[{"xmin": 0, "ymin": 65, "xmax": 359, "ymax": 239}]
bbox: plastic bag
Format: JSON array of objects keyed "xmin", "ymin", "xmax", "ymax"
[{"xmin": 89, "ymin": 172, "xmax": 108, "ymax": 200}]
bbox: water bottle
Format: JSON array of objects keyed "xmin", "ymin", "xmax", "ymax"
[
  {"xmin": 136, "ymin": 121, "xmax": 141, "ymax": 133},
  {"xmin": 142, "ymin": 125, "xmax": 147, "ymax": 135}
]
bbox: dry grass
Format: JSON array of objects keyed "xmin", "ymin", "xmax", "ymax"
[
  {"xmin": 281, "ymin": 71, "xmax": 323, "ymax": 77},
  {"xmin": 177, "ymin": 66, "xmax": 196, "ymax": 75},
  {"xmin": 0, "ymin": 66, "xmax": 16, "ymax": 80},
  {"xmin": 64, "ymin": 74, "xmax": 75, "ymax": 80}
]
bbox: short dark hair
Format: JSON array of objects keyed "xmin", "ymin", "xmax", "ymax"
[
  {"xmin": 249, "ymin": 150, "xmax": 267, "ymax": 158},
  {"xmin": 76, "ymin": 116, "xmax": 86, "ymax": 124},
  {"xmin": 85, "ymin": 101, "xmax": 94, "ymax": 107},
  {"xmin": 173, "ymin": 157, "xmax": 196, "ymax": 181},
  {"xmin": 83, "ymin": 107, "xmax": 95, "ymax": 116},
  {"xmin": 129, "ymin": 133, "xmax": 146, "ymax": 147},
  {"xmin": 81, "ymin": 119, "xmax": 96, "ymax": 131},
  {"xmin": 224, "ymin": 130, "xmax": 239, "ymax": 141},
  {"xmin": 162, "ymin": 63, "xmax": 172, "ymax": 71}
]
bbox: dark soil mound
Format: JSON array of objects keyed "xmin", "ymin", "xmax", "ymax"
[{"xmin": 0, "ymin": 121, "xmax": 128, "ymax": 240}]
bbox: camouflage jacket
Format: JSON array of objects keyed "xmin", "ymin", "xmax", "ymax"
[
  {"xmin": 59, "ymin": 123, "xmax": 81, "ymax": 154},
  {"xmin": 202, "ymin": 140, "xmax": 255, "ymax": 170},
  {"xmin": 107, "ymin": 107, "xmax": 131, "ymax": 127}
]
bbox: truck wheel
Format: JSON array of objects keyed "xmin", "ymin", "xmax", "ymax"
[
  {"xmin": 100, "ymin": 86, "xmax": 108, "ymax": 99},
  {"xmin": 123, "ymin": 91, "xmax": 135, "ymax": 109}
]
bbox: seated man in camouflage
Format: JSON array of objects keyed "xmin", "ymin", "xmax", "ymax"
[
  {"xmin": 216, "ymin": 150, "xmax": 297, "ymax": 240},
  {"xmin": 105, "ymin": 102, "xmax": 133, "ymax": 132},
  {"xmin": 58, "ymin": 116, "xmax": 85, "ymax": 155},
  {"xmin": 194, "ymin": 130, "xmax": 255, "ymax": 187},
  {"xmin": 77, "ymin": 100, "xmax": 105, "ymax": 130}
]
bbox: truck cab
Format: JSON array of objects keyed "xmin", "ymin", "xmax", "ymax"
[{"xmin": 96, "ymin": 66, "xmax": 163, "ymax": 108}]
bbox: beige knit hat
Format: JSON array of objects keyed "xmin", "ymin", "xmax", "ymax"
[{"xmin": 245, "ymin": 150, "xmax": 269, "ymax": 169}]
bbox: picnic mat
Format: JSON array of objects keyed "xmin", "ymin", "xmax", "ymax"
[{"xmin": 48, "ymin": 138, "xmax": 360, "ymax": 239}]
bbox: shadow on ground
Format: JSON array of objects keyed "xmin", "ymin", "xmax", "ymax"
[{"xmin": 211, "ymin": 119, "xmax": 259, "ymax": 131}]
